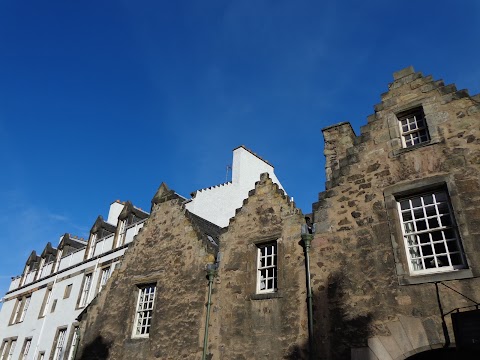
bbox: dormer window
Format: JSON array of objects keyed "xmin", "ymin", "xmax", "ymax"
[{"xmin": 397, "ymin": 107, "xmax": 430, "ymax": 148}]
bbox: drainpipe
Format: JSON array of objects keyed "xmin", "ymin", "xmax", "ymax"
[
  {"xmin": 435, "ymin": 282, "xmax": 451, "ymax": 348},
  {"xmin": 202, "ymin": 263, "xmax": 217, "ymax": 360},
  {"xmin": 301, "ymin": 224, "xmax": 315, "ymax": 358}
]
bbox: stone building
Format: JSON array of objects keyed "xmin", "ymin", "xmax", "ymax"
[
  {"xmin": 2, "ymin": 67, "xmax": 480, "ymax": 360},
  {"xmin": 75, "ymin": 67, "xmax": 480, "ymax": 360},
  {"xmin": 311, "ymin": 66, "xmax": 480, "ymax": 359},
  {"xmin": 0, "ymin": 146, "xmax": 284, "ymax": 360}
]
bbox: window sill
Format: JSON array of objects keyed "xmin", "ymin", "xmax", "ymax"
[
  {"xmin": 398, "ymin": 268, "xmax": 473, "ymax": 285},
  {"xmin": 392, "ymin": 139, "xmax": 442, "ymax": 157},
  {"xmin": 250, "ymin": 291, "xmax": 282, "ymax": 300}
]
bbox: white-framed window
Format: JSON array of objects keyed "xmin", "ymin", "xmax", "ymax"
[
  {"xmin": 52, "ymin": 328, "xmax": 67, "ymax": 360},
  {"xmin": 67, "ymin": 326, "xmax": 79, "ymax": 360},
  {"xmin": 132, "ymin": 284, "xmax": 156, "ymax": 337},
  {"xmin": 98, "ymin": 267, "xmax": 111, "ymax": 293},
  {"xmin": 40, "ymin": 288, "xmax": 52, "ymax": 318},
  {"xmin": 79, "ymin": 273, "xmax": 92, "ymax": 307},
  {"xmin": 18, "ymin": 296, "xmax": 31, "ymax": 322},
  {"xmin": 88, "ymin": 233, "xmax": 97, "ymax": 258},
  {"xmin": 398, "ymin": 190, "xmax": 466, "ymax": 274},
  {"xmin": 37, "ymin": 351, "xmax": 45, "ymax": 360},
  {"xmin": 256, "ymin": 242, "xmax": 277, "ymax": 293},
  {"xmin": 117, "ymin": 220, "xmax": 127, "ymax": 247},
  {"xmin": 0, "ymin": 340, "xmax": 7, "ymax": 359},
  {"xmin": 1, "ymin": 339, "xmax": 17, "ymax": 360},
  {"xmin": 398, "ymin": 108, "xmax": 429, "ymax": 148},
  {"xmin": 21, "ymin": 338, "xmax": 31, "ymax": 360}
]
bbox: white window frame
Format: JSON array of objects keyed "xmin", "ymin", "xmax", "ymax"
[
  {"xmin": 132, "ymin": 284, "xmax": 156, "ymax": 338},
  {"xmin": 0, "ymin": 341, "xmax": 8, "ymax": 360},
  {"xmin": 21, "ymin": 338, "xmax": 31, "ymax": 360},
  {"xmin": 37, "ymin": 351, "xmax": 45, "ymax": 360},
  {"xmin": 398, "ymin": 108, "xmax": 429, "ymax": 148},
  {"xmin": 256, "ymin": 242, "xmax": 277, "ymax": 294},
  {"xmin": 18, "ymin": 296, "xmax": 31, "ymax": 323},
  {"xmin": 98, "ymin": 267, "xmax": 111, "ymax": 293},
  {"xmin": 67, "ymin": 326, "xmax": 79, "ymax": 360},
  {"xmin": 79, "ymin": 273, "xmax": 92, "ymax": 307},
  {"xmin": 6, "ymin": 339, "xmax": 16, "ymax": 360},
  {"xmin": 40, "ymin": 288, "xmax": 52, "ymax": 317},
  {"xmin": 88, "ymin": 234, "xmax": 97, "ymax": 258},
  {"xmin": 398, "ymin": 190, "xmax": 467, "ymax": 275},
  {"xmin": 52, "ymin": 329, "xmax": 67, "ymax": 360}
]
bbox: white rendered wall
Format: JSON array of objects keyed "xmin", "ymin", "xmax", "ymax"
[
  {"xmin": 0, "ymin": 219, "xmax": 145, "ymax": 360},
  {"xmin": 107, "ymin": 201, "xmax": 124, "ymax": 226},
  {"xmin": 185, "ymin": 146, "xmax": 285, "ymax": 228}
]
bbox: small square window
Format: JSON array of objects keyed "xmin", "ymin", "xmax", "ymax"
[
  {"xmin": 397, "ymin": 107, "xmax": 430, "ymax": 148},
  {"xmin": 132, "ymin": 284, "xmax": 156, "ymax": 337},
  {"xmin": 256, "ymin": 242, "xmax": 278, "ymax": 293},
  {"xmin": 397, "ymin": 190, "xmax": 467, "ymax": 275}
]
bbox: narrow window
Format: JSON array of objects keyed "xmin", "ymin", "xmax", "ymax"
[
  {"xmin": 17, "ymin": 296, "xmax": 31, "ymax": 323},
  {"xmin": 64, "ymin": 284, "xmax": 73, "ymax": 299},
  {"xmin": 397, "ymin": 107, "xmax": 430, "ymax": 148},
  {"xmin": 98, "ymin": 267, "xmax": 111, "ymax": 293},
  {"xmin": 79, "ymin": 273, "xmax": 92, "ymax": 307},
  {"xmin": 37, "ymin": 351, "xmax": 45, "ymax": 360},
  {"xmin": 132, "ymin": 284, "xmax": 156, "ymax": 337},
  {"xmin": 88, "ymin": 234, "xmax": 97, "ymax": 258},
  {"xmin": 10, "ymin": 299, "xmax": 21, "ymax": 325},
  {"xmin": 256, "ymin": 242, "xmax": 277, "ymax": 293},
  {"xmin": 67, "ymin": 326, "xmax": 79, "ymax": 360},
  {"xmin": 52, "ymin": 329, "xmax": 67, "ymax": 360},
  {"xmin": 21, "ymin": 338, "xmax": 31, "ymax": 360},
  {"xmin": 6, "ymin": 339, "xmax": 16, "ymax": 360},
  {"xmin": 398, "ymin": 189, "xmax": 466, "ymax": 274},
  {"xmin": 0, "ymin": 340, "xmax": 7, "ymax": 359},
  {"xmin": 39, "ymin": 288, "xmax": 52, "ymax": 318}
]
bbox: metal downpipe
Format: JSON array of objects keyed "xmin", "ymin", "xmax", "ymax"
[{"xmin": 202, "ymin": 264, "xmax": 216, "ymax": 360}]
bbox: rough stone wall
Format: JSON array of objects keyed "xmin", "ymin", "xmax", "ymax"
[
  {"xmin": 75, "ymin": 197, "xmax": 215, "ymax": 360},
  {"xmin": 209, "ymin": 173, "xmax": 309, "ymax": 359},
  {"xmin": 311, "ymin": 67, "xmax": 480, "ymax": 359}
]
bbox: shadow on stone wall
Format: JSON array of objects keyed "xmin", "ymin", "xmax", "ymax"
[
  {"xmin": 78, "ymin": 336, "xmax": 112, "ymax": 360},
  {"xmin": 285, "ymin": 271, "xmax": 373, "ymax": 360}
]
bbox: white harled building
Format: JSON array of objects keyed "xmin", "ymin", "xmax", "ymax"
[{"xmin": 0, "ymin": 146, "xmax": 284, "ymax": 360}]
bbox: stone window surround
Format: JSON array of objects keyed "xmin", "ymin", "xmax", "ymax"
[
  {"xmin": 249, "ymin": 236, "xmax": 284, "ymax": 301},
  {"xmin": 132, "ymin": 283, "xmax": 157, "ymax": 338},
  {"xmin": 64, "ymin": 323, "xmax": 79, "ymax": 360},
  {"xmin": 76, "ymin": 271, "xmax": 94, "ymax": 309},
  {"xmin": 384, "ymin": 174, "xmax": 473, "ymax": 285},
  {"xmin": 387, "ymin": 100, "xmax": 443, "ymax": 157},
  {"xmin": 397, "ymin": 107, "xmax": 430, "ymax": 148},
  {"xmin": 20, "ymin": 337, "xmax": 32, "ymax": 360},
  {"xmin": 0, "ymin": 337, "xmax": 17, "ymax": 360},
  {"xmin": 38, "ymin": 286, "xmax": 53, "ymax": 318},
  {"xmin": 9, "ymin": 295, "xmax": 31, "ymax": 325},
  {"xmin": 49, "ymin": 326, "xmax": 67, "ymax": 360}
]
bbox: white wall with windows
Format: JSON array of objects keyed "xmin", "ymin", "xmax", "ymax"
[
  {"xmin": 0, "ymin": 204, "xmax": 146, "ymax": 360},
  {"xmin": 185, "ymin": 146, "xmax": 285, "ymax": 228}
]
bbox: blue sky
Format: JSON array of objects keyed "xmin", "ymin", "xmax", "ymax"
[{"xmin": 0, "ymin": 0, "xmax": 479, "ymax": 297}]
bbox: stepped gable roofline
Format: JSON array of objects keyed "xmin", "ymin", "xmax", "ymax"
[
  {"xmin": 90, "ymin": 215, "xmax": 116, "ymax": 235},
  {"xmin": 190, "ymin": 181, "xmax": 232, "ymax": 197},
  {"xmin": 233, "ymin": 145, "xmax": 274, "ymax": 167},
  {"xmin": 228, "ymin": 172, "xmax": 299, "ymax": 226},
  {"xmin": 118, "ymin": 201, "xmax": 149, "ymax": 221},
  {"xmin": 184, "ymin": 210, "xmax": 223, "ymax": 253},
  {"xmin": 151, "ymin": 182, "xmax": 185, "ymax": 208},
  {"xmin": 321, "ymin": 121, "xmax": 354, "ymax": 133}
]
